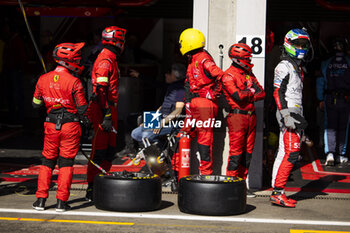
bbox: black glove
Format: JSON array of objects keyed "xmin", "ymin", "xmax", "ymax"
[
  {"xmin": 79, "ymin": 115, "xmax": 92, "ymax": 140},
  {"xmin": 79, "ymin": 115, "xmax": 91, "ymax": 128},
  {"xmin": 290, "ymin": 112, "xmax": 308, "ymax": 130},
  {"xmin": 100, "ymin": 115, "xmax": 113, "ymax": 132}
]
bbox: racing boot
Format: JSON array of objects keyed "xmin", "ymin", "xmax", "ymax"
[
  {"xmin": 56, "ymin": 199, "xmax": 71, "ymax": 212},
  {"xmin": 270, "ymin": 190, "xmax": 295, "ymax": 208},
  {"xmin": 85, "ymin": 182, "xmax": 94, "ymax": 202},
  {"xmin": 32, "ymin": 198, "xmax": 46, "ymax": 211},
  {"xmin": 287, "ymin": 197, "xmax": 298, "ymax": 204}
]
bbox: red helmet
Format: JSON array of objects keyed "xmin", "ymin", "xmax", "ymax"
[
  {"xmin": 102, "ymin": 26, "xmax": 126, "ymax": 50},
  {"xmin": 53, "ymin": 42, "xmax": 85, "ymax": 74},
  {"xmin": 228, "ymin": 43, "xmax": 253, "ymax": 71}
]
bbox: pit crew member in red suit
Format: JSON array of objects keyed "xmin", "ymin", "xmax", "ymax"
[
  {"xmin": 85, "ymin": 26, "xmax": 126, "ymax": 201},
  {"xmin": 221, "ymin": 43, "xmax": 265, "ymax": 180},
  {"xmin": 175, "ymin": 28, "xmax": 223, "ymax": 175},
  {"xmin": 32, "ymin": 42, "xmax": 88, "ymax": 211}
]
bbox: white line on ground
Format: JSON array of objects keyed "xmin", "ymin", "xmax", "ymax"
[{"xmin": 0, "ymin": 208, "xmax": 349, "ymax": 226}]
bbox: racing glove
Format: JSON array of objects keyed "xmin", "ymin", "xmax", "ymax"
[
  {"xmin": 280, "ymin": 109, "xmax": 307, "ymax": 130},
  {"xmin": 290, "ymin": 112, "xmax": 308, "ymax": 130},
  {"xmin": 101, "ymin": 114, "xmax": 113, "ymax": 132}
]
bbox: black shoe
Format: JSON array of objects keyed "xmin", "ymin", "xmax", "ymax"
[
  {"xmin": 56, "ymin": 199, "xmax": 71, "ymax": 212},
  {"xmin": 32, "ymin": 198, "xmax": 46, "ymax": 211},
  {"xmin": 85, "ymin": 183, "xmax": 94, "ymax": 202},
  {"xmin": 247, "ymin": 189, "xmax": 256, "ymax": 198}
]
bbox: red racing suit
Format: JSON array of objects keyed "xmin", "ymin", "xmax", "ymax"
[
  {"xmin": 87, "ymin": 48, "xmax": 120, "ymax": 183},
  {"xmin": 177, "ymin": 49, "xmax": 223, "ymax": 175},
  {"xmin": 222, "ymin": 64, "xmax": 265, "ymax": 179},
  {"xmin": 33, "ymin": 66, "xmax": 88, "ymax": 201}
]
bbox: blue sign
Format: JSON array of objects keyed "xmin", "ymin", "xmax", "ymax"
[{"xmin": 143, "ymin": 111, "xmax": 162, "ymax": 129}]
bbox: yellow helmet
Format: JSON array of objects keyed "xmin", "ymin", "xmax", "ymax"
[{"xmin": 179, "ymin": 28, "xmax": 205, "ymax": 55}]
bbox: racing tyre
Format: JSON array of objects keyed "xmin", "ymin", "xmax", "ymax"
[
  {"xmin": 178, "ymin": 175, "xmax": 246, "ymax": 215},
  {"xmin": 94, "ymin": 172, "xmax": 162, "ymax": 212}
]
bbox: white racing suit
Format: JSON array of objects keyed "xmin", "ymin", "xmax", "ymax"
[{"xmin": 271, "ymin": 55, "xmax": 305, "ymax": 190}]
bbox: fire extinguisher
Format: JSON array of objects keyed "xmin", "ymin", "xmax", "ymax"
[{"xmin": 178, "ymin": 134, "xmax": 191, "ymax": 181}]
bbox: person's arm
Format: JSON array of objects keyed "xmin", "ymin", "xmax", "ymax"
[
  {"xmin": 251, "ymin": 75, "xmax": 265, "ymax": 102},
  {"xmin": 95, "ymin": 60, "xmax": 111, "ymax": 111},
  {"xmin": 221, "ymin": 73, "xmax": 254, "ymax": 103},
  {"xmin": 316, "ymin": 76, "xmax": 325, "ymax": 110},
  {"xmin": 183, "ymin": 76, "xmax": 191, "ymax": 103},
  {"xmin": 32, "ymin": 77, "xmax": 44, "ymax": 109},
  {"xmin": 94, "ymin": 59, "xmax": 113, "ymax": 131},
  {"xmin": 129, "ymin": 69, "xmax": 140, "ymax": 78},
  {"xmin": 316, "ymin": 60, "xmax": 327, "ymax": 110},
  {"xmin": 203, "ymin": 59, "xmax": 223, "ymax": 79},
  {"xmin": 153, "ymin": 102, "xmax": 184, "ymax": 134},
  {"xmin": 72, "ymin": 79, "xmax": 88, "ymax": 115},
  {"xmin": 273, "ymin": 62, "xmax": 289, "ymax": 111},
  {"xmin": 201, "ymin": 59, "xmax": 223, "ymax": 100}
]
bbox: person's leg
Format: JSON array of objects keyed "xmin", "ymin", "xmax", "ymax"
[
  {"xmin": 336, "ymin": 102, "xmax": 350, "ymax": 163},
  {"xmin": 324, "ymin": 96, "xmax": 337, "ymax": 165},
  {"xmin": 148, "ymin": 125, "xmax": 174, "ymax": 142},
  {"xmin": 86, "ymin": 103, "xmax": 106, "ymax": 183},
  {"xmin": 226, "ymin": 113, "xmax": 247, "ymax": 178},
  {"xmin": 36, "ymin": 123, "xmax": 59, "ymax": 199},
  {"xmin": 131, "ymin": 126, "xmax": 144, "ymax": 142},
  {"xmin": 86, "ymin": 126, "xmax": 109, "ymax": 183},
  {"xmin": 56, "ymin": 123, "xmax": 81, "ymax": 204},
  {"xmin": 270, "ymin": 128, "xmax": 301, "ymax": 207},
  {"xmin": 240, "ymin": 114, "xmax": 257, "ymax": 180},
  {"xmin": 101, "ymin": 105, "xmax": 118, "ymax": 172},
  {"xmin": 34, "ymin": 123, "xmax": 59, "ymax": 210},
  {"xmin": 191, "ymin": 98, "xmax": 218, "ymax": 175}
]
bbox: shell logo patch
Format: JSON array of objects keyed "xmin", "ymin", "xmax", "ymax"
[
  {"xmin": 245, "ymin": 74, "xmax": 250, "ymax": 80},
  {"xmin": 54, "ymin": 75, "xmax": 59, "ymax": 82},
  {"xmin": 195, "ymin": 61, "xmax": 198, "ymax": 68}
]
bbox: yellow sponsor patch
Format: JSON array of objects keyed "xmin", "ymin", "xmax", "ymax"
[
  {"xmin": 195, "ymin": 61, "xmax": 198, "ymax": 68},
  {"xmin": 245, "ymin": 74, "xmax": 250, "ymax": 80},
  {"xmin": 54, "ymin": 75, "xmax": 59, "ymax": 82}
]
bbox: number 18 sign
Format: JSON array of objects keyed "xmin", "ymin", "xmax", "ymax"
[{"xmin": 237, "ymin": 35, "xmax": 265, "ymax": 58}]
